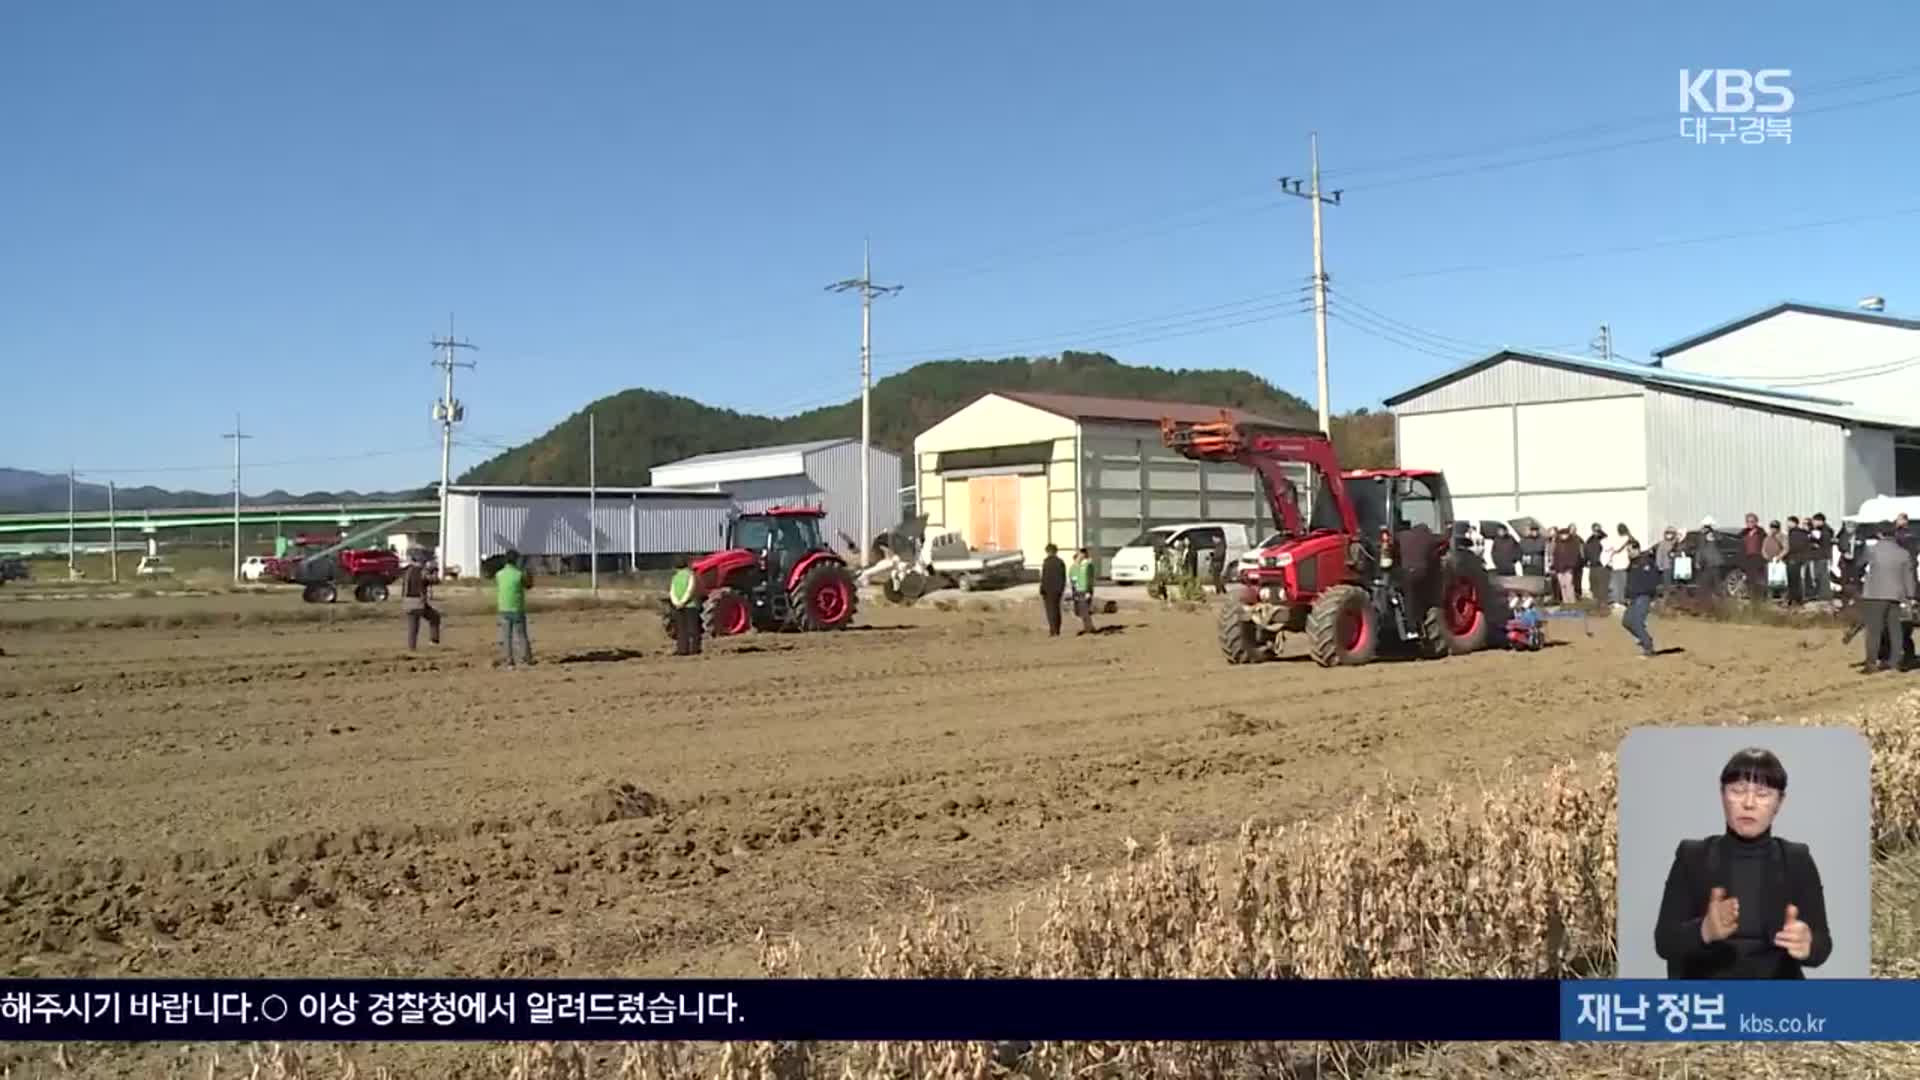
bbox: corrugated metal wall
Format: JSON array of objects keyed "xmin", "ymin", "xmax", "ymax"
[
  {"xmin": 1644, "ymin": 391, "xmax": 1851, "ymax": 530},
  {"xmin": 1394, "ymin": 361, "xmax": 1629, "ymax": 414},
  {"xmin": 469, "ymin": 495, "xmax": 733, "ymax": 562},
  {"xmin": 803, "ymin": 441, "xmax": 904, "ymax": 546},
  {"xmin": 1848, "ymin": 430, "xmax": 1899, "ymax": 511}
]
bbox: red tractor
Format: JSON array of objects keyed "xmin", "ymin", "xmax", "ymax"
[
  {"xmin": 690, "ymin": 507, "xmax": 859, "ymax": 636},
  {"xmin": 1161, "ymin": 415, "xmax": 1497, "ymax": 667}
]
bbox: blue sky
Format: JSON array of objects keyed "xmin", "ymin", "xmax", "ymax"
[{"xmin": 5, "ymin": 2, "xmax": 1919, "ymax": 493}]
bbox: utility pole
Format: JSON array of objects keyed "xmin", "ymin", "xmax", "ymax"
[
  {"xmin": 108, "ymin": 480, "xmax": 118, "ymax": 584},
  {"xmin": 588, "ymin": 411, "xmax": 598, "ymax": 596},
  {"xmin": 222, "ymin": 415, "xmax": 252, "ymax": 582},
  {"xmin": 1280, "ymin": 132, "xmax": 1343, "ymax": 435},
  {"xmin": 1591, "ymin": 323, "xmax": 1614, "ymax": 363},
  {"xmin": 429, "ymin": 315, "xmax": 477, "ymax": 572},
  {"xmin": 66, "ymin": 466, "xmax": 76, "ymax": 578},
  {"xmin": 827, "ymin": 240, "xmax": 903, "ymax": 561}
]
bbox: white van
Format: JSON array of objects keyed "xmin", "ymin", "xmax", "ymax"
[{"xmin": 1109, "ymin": 522, "xmax": 1257, "ymax": 584}]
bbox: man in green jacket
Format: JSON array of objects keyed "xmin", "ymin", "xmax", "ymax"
[
  {"xmin": 495, "ymin": 550, "xmax": 534, "ymax": 668},
  {"xmin": 1069, "ymin": 547, "xmax": 1097, "ymax": 635},
  {"xmin": 668, "ymin": 555, "xmax": 703, "ymax": 655}
]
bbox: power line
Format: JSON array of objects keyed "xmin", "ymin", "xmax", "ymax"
[
  {"xmin": 1343, "ymin": 203, "xmax": 1920, "ymax": 286},
  {"xmin": 221, "ymin": 415, "xmax": 253, "ymax": 582}
]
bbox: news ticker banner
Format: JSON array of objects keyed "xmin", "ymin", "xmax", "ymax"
[{"xmin": 0, "ymin": 979, "xmax": 1907, "ymax": 1042}]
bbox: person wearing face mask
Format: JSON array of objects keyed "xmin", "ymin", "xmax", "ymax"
[
  {"xmin": 1653, "ymin": 748, "xmax": 1831, "ymax": 979},
  {"xmin": 1655, "ymin": 526, "xmax": 1680, "ymax": 594}
]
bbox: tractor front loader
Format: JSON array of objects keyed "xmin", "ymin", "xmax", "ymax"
[{"xmin": 1160, "ymin": 414, "xmax": 1496, "ymax": 668}]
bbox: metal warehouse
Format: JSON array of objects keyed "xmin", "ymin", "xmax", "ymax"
[
  {"xmin": 440, "ymin": 484, "xmax": 734, "ymax": 577},
  {"xmin": 648, "ymin": 438, "xmax": 903, "ymax": 554},
  {"xmin": 1383, "ymin": 350, "xmax": 1920, "ymax": 542},
  {"xmin": 912, "ymin": 391, "xmax": 1293, "ymax": 568}
]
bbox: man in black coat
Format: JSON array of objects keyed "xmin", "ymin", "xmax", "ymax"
[
  {"xmin": 1039, "ymin": 543, "xmax": 1066, "ymax": 637},
  {"xmin": 1653, "ymin": 748, "xmax": 1831, "ymax": 979}
]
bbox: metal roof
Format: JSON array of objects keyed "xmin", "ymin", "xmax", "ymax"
[
  {"xmin": 653, "ymin": 438, "xmax": 854, "ymax": 469},
  {"xmin": 1651, "ymin": 300, "xmax": 1920, "ymax": 358},
  {"xmin": 1383, "ymin": 348, "xmax": 1918, "ymax": 430},
  {"xmin": 446, "ymin": 484, "xmax": 731, "ymax": 498},
  {"xmin": 992, "ymin": 390, "xmax": 1297, "ymax": 429}
]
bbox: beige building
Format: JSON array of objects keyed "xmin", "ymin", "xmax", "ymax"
[{"xmin": 911, "ymin": 391, "xmax": 1295, "ymax": 568}]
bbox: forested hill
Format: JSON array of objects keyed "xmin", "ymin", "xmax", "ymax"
[{"xmin": 458, "ymin": 350, "xmax": 1394, "ymax": 486}]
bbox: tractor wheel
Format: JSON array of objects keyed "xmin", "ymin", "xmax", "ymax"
[
  {"xmin": 1304, "ymin": 585, "xmax": 1378, "ymax": 668},
  {"xmin": 702, "ymin": 588, "xmax": 752, "ymax": 637},
  {"xmin": 1422, "ymin": 551, "xmax": 1496, "ymax": 656},
  {"xmin": 354, "ymin": 576, "xmax": 390, "ymax": 602},
  {"xmin": 352, "ymin": 583, "xmax": 372, "ymax": 603},
  {"xmin": 302, "ymin": 582, "xmax": 337, "ymax": 604},
  {"xmin": 1217, "ymin": 599, "xmax": 1273, "ymax": 664},
  {"xmin": 792, "ymin": 562, "xmax": 858, "ymax": 631}
]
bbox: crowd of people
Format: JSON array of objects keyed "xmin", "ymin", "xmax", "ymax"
[{"xmin": 1473, "ymin": 510, "xmax": 1918, "ymax": 672}]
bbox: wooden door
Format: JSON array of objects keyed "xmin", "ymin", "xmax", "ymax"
[
  {"xmin": 991, "ymin": 475, "xmax": 1020, "ymax": 552},
  {"xmin": 966, "ymin": 475, "xmax": 1022, "ymax": 552}
]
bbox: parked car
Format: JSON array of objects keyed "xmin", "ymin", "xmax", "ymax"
[
  {"xmin": 1235, "ymin": 530, "xmax": 1286, "ymax": 576},
  {"xmin": 1109, "ymin": 522, "xmax": 1257, "ymax": 584},
  {"xmin": 0, "ymin": 557, "xmax": 28, "ymax": 586},
  {"xmin": 240, "ymin": 555, "xmax": 274, "ymax": 582}
]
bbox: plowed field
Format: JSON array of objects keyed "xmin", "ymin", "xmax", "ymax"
[{"xmin": 0, "ymin": 593, "xmax": 1901, "ymax": 1075}]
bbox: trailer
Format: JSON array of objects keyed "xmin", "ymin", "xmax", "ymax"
[{"xmin": 859, "ymin": 516, "xmax": 1027, "ymax": 602}]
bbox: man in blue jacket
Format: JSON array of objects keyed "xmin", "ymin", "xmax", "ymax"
[{"xmin": 1622, "ymin": 539, "xmax": 1661, "ymax": 658}]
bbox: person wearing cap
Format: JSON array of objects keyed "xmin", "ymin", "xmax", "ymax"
[
  {"xmin": 667, "ymin": 554, "xmax": 703, "ymax": 656},
  {"xmin": 400, "ymin": 548, "xmax": 442, "ymax": 650},
  {"xmin": 1655, "ymin": 526, "xmax": 1681, "ymax": 593}
]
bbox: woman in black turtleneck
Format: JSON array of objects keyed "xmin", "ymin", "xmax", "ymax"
[{"xmin": 1653, "ymin": 747, "xmax": 1832, "ymax": 979}]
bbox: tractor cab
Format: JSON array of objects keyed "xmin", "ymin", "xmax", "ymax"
[
  {"xmin": 1341, "ymin": 469, "xmax": 1453, "ymax": 549},
  {"xmin": 727, "ymin": 508, "xmax": 827, "ymax": 585}
]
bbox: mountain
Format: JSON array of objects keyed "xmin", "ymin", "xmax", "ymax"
[
  {"xmin": 459, "ymin": 350, "xmax": 1395, "ymax": 485},
  {"xmin": 0, "ymin": 469, "xmax": 433, "ymax": 515}
]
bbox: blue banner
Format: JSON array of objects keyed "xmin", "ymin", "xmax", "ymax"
[
  {"xmin": 0, "ymin": 979, "xmax": 1558, "ymax": 1042},
  {"xmin": 1563, "ymin": 980, "xmax": 1909, "ymax": 1041}
]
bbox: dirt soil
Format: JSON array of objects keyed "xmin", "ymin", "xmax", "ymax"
[{"xmin": 0, "ymin": 596, "xmax": 1909, "ymax": 1076}]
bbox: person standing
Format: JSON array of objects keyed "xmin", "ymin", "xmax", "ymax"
[
  {"xmin": 1583, "ymin": 524, "xmax": 1607, "ymax": 605},
  {"xmin": 1551, "ymin": 526, "xmax": 1581, "ymax": 606},
  {"xmin": 495, "ymin": 549, "xmax": 535, "ymax": 669},
  {"xmin": 1069, "ymin": 547, "xmax": 1097, "ymax": 635},
  {"xmin": 1655, "ymin": 526, "xmax": 1680, "ymax": 593},
  {"xmin": 1622, "ymin": 539, "xmax": 1660, "ymax": 658},
  {"xmin": 1208, "ymin": 533, "xmax": 1227, "ymax": 595},
  {"xmin": 400, "ymin": 549, "xmax": 442, "ymax": 650},
  {"xmin": 1858, "ymin": 530, "xmax": 1914, "ymax": 674},
  {"xmin": 1039, "ymin": 543, "xmax": 1066, "ymax": 637},
  {"xmin": 1695, "ymin": 518, "xmax": 1725, "ymax": 599},
  {"xmin": 1519, "ymin": 523, "xmax": 1547, "ymax": 577},
  {"xmin": 1807, "ymin": 513, "xmax": 1833, "ymax": 602},
  {"xmin": 1490, "ymin": 524, "xmax": 1521, "ymax": 576},
  {"xmin": 1740, "ymin": 513, "xmax": 1768, "ymax": 605},
  {"xmin": 1761, "ymin": 521, "xmax": 1787, "ymax": 601},
  {"xmin": 1785, "ymin": 516, "xmax": 1812, "ymax": 606},
  {"xmin": 667, "ymin": 554, "xmax": 703, "ymax": 656},
  {"xmin": 1605, "ymin": 523, "xmax": 1635, "ymax": 608}
]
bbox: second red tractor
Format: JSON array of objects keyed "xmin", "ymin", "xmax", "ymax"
[{"xmin": 1161, "ymin": 415, "xmax": 1497, "ymax": 668}]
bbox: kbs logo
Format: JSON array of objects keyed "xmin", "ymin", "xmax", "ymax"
[
  {"xmin": 1679, "ymin": 69, "xmax": 1794, "ymax": 113},
  {"xmin": 1678, "ymin": 69, "xmax": 1793, "ymax": 146}
]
